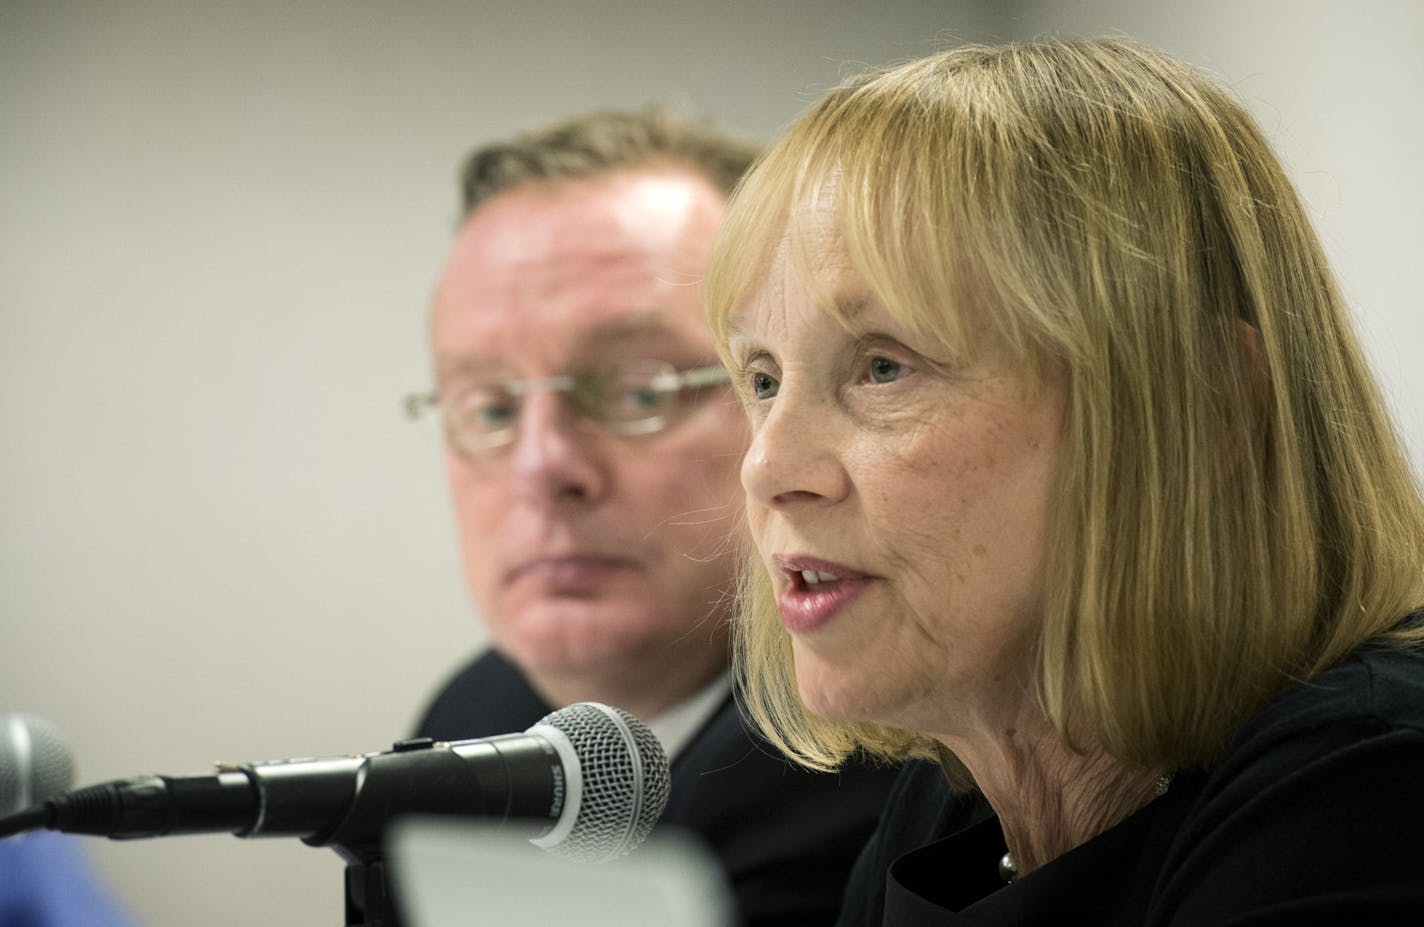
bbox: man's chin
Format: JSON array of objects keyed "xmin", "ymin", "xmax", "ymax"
[{"xmin": 492, "ymin": 613, "xmax": 657, "ymax": 677}]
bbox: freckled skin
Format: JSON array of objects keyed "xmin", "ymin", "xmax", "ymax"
[{"xmin": 732, "ymin": 228, "xmax": 1068, "ymax": 742}]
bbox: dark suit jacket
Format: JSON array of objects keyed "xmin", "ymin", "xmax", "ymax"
[{"xmin": 415, "ymin": 649, "xmax": 900, "ymax": 927}]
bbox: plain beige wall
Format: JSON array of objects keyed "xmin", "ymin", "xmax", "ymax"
[{"xmin": 1, "ymin": 2, "xmax": 1419, "ymax": 925}]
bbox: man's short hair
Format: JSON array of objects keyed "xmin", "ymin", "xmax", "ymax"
[{"xmin": 459, "ymin": 107, "xmax": 762, "ymax": 216}]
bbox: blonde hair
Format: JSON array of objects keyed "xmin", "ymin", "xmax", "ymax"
[{"xmin": 706, "ymin": 38, "xmax": 1424, "ymax": 781}]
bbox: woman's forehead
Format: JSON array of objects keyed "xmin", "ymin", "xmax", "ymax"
[{"xmin": 726, "ymin": 224, "xmax": 868, "ymax": 322}]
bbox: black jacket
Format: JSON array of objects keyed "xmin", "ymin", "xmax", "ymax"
[
  {"xmin": 839, "ymin": 630, "xmax": 1424, "ymax": 925},
  {"xmin": 416, "ymin": 649, "xmax": 901, "ymax": 927}
]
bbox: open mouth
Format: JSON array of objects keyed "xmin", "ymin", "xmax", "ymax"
[
  {"xmin": 774, "ymin": 560, "xmax": 869, "ymax": 634},
  {"xmin": 795, "ymin": 569, "xmax": 841, "ymax": 590}
]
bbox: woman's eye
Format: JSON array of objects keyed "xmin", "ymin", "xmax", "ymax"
[
  {"xmin": 867, "ymin": 356, "xmax": 906, "ymax": 384},
  {"xmin": 750, "ymin": 371, "xmax": 780, "ymax": 400}
]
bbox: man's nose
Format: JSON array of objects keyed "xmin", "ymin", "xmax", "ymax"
[{"xmin": 505, "ymin": 390, "xmax": 610, "ymax": 506}]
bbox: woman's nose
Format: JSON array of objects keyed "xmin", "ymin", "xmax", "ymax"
[{"xmin": 740, "ymin": 382, "xmax": 850, "ymax": 510}]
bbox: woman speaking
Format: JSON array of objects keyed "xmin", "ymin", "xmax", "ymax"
[{"xmin": 706, "ymin": 37, "xmax": 1424, "ymax": 924}]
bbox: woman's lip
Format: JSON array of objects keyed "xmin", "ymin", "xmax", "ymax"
[
  {"xmin": 771, "ymin": 554, "xmax": 872, "ymax": 634},
  {"xmin": 771, "ymin": 554, "xmax": 869, "ymax": 583}
]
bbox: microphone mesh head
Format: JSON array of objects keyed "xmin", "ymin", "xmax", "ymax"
[
  {"xmin": 0, "ymin": 713, "xmax": 76, "ymax": 815},
  {"xmin": 537, "ymin": 702, "xmax": 669, "ymax": 863}
]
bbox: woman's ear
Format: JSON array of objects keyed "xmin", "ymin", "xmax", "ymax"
[
  {"xmin": 1236, "ymin": 319, "xmax": 1268, "ymax": 410},
  {"xmin": 1219, "ymin": 318, "xmax": 1273, "ymax": 472}
]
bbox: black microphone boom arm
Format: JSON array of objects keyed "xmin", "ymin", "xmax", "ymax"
[{"xmin": 39, "ymin": 733, "xmax": 566, "ymax": 855}]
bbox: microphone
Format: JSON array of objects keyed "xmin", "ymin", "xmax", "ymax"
[
  {"xmin": 1, "ymin": 713, "xmax": 76, "ymax": 815},
  {"xmin": 1, "ymin": 702, "xmax": 669, "ymax": 863}
]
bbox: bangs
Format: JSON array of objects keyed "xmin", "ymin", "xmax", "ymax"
[{"xmin": 707, "ymin": 65, "xmax": 1051, "ymax": 376}]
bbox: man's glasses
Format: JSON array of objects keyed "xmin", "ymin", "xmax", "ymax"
[{"xmin": 404, "ymin": 359, "xmax": 731, "ymax": 457}]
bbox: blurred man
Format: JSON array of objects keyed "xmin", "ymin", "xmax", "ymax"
[{"xmin": 409, "ymin": 109, "xmax": 897, "ymax": 926}]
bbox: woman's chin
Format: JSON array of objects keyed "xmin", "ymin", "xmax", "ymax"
[{"xmin": 793, "ymin": 658, "xmax": 882, "ymax": 724}]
